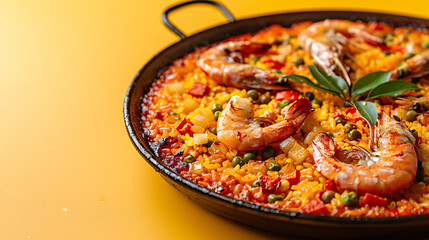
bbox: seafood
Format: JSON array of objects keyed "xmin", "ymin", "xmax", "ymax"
[
  {"xmin": 312, "ymin": 113, "xmax": 417, "ymax": 195},
  {"xmin": 197, "ymin": 41, "xmax": 288, "ymax": 90},
  {"xmin": 298, "ymin": 19, "xmax": 383, "ymax": 84},
  {"xmin": 392, "ymin": 50, "xmax": 429, "ymax": 79},
  {"xmin": 217, "ymin": 96, "xmax": 311, "ymax": 151}
]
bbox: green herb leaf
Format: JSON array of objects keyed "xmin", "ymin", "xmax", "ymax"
[
  {"xmin": 284, "ymin": 74, "xmax": 339, "ymax": 95},
  {"xmin": 366, "ymin": 80, "xmax": 421, "ymax": 99},
  {"xmin": 351, "ymin": 100, "xmax": 378, "ymax": 127},
  {"xmin": 351, "ymin": 71, "xmax": 392, "ymax": 98},
  {"xmin": 307, "ymin": 64, "xmax": 345, "ymax": 98},
  {"xmin": 314, "ymin": 64, "xmax": 350, "ymax": 97}
]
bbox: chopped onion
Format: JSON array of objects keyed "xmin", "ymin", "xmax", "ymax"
[
  {"xmin": 167, "ymin": 82, "xmax": 185, "ymax": 93},
  {"xmin": 193, "ymin": 133, "xmax": 208, "ymax": 145}
]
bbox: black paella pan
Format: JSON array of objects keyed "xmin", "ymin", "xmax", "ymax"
[{"xmin": 124, "ymin": 1, "xmax": 429, "ymax": 238}]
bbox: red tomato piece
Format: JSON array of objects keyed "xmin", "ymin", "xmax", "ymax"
[
  {"xmin": 262, "ymin": 59, "xmax": 284, "ymax": 70},
  {"xmin": 260, "ymin": 175, "xmax": 280, "ymax": 193},
  {"xmin": 324, "ymin": 180, "xmax": 338, "ymax": 192},
  {"xmin": 300, "ymin": 199, "xmax": 329, "ymax": 215},
  {"xmin": 275, "ymin": 90, "xmax": 300, "ymax": 102},
  {"xmin": 176, "ymin": 119, "xmax": 194, "ymax": 136},
  {"xmin": 360, "ymin": 193, "xmax": 388, "ymax": 207},
  {"xmin": 188, "ymin": 82, "xmax": 209, "ymax": 98},
  {"xmin": 281, "ymin": 170, "xmax": 300, "ymax": 186}
]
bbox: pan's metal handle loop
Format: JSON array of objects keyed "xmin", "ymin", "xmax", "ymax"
[{"xmin": 162, "ymin": 0, "xmax": 235, "ymax": 39}]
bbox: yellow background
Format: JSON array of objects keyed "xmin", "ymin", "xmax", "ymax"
[{"xmin": 1, "ymin": 0, "xmax": 428, "ymax": 239}]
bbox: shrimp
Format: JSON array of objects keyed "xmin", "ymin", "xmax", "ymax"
[
  {"xmin": 312, "ymin": 113, "xmax": 417, "ymax": 195},
  {"xmin": 197, "ymin": 41, "xmax": 289, "ymax": 90},
  {"xmin": 298, "ymin": 19, "xmax": 383, "ymax": 85},
  {"xmin": 392, "ymin": 50, "xmax": 429, "ymax": 79},
  {"xmin": 217, "ymin": 96, "xmax": 311, "ymax": 151}
]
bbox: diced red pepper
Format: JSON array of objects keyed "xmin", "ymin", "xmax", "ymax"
[
  {"xmin": 176, "ymin": 119, "xmax": 194, "ymax": 136},
  {"xmin": 188, "ymin": 82, "xmax": 209, "ymax": 98},
  {"xmin": 281, "ymin": 170, "xmax": 300, "ymax": 186},
  {"xmin": 275, "ymin": 90, "xmax": 300, "ymax": 102},
  {"xmin": 332, "ymin": 109, "xmax": 345, "ymax": 119},
  {"xmin": 369, "ymin": 22, "xmax": 385, "ymax": 31},
  {"xmin": 260, "ymin": 175, "xmax": 280, "ymax": 193},
  {"xmin": 300, "ymin": 199, "xmax": 329, "ymax": 215},
  {"xmin": 344, "ymin": 106, "xmax": 357, "ymax": 115},
  {"xmin": 324, "ymin": 180, "xmax": 338, "ymax": 192},
  {"xmin": 155, "ymin": 111, "xmax": 167, "ymax": 119},
  {"xmin": 360, "ymin": 193, "xmax": 388, "ymax": 207},
  {"xmin": 262, "ymin": 59, "xmax": 284, "ymax": 70}
]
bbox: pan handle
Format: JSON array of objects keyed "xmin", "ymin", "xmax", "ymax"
[{"xmin": 162, "ymin": 0, "xmax": 235, "ymax": 39}]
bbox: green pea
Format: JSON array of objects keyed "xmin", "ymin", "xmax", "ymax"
[
  {"xmin": 335, "ymin": 117, "xmax": 347, "ymax": 125},
  {"xmin": 214, "ymin": 111, "xmax": 221, "ymax": 121},
  {"xmin": 260, "ymin": 94, "xmax": 271, "ymax": 104},
  {"xmin": 311, "ymin": 99, "xmax": 322, "ymax": 106},
  {"xmin": 347, "ymin": 129, "xmax": 362, "ymax": 141},
  {"xmin": 423, "ymin": 177, "xmax": 429, "ymax": 186},
  {"xmin": 169, "ymin": 112, "xmax": 178, "ymax": 116},
  {"xmin": 184, "ymin": 155, "xmax": 196, "ymax": 163},
  {"xmin": 210, "ymin": 127, "xmax": 217, "ymax": 135},
  {"xmin": 249, "ymin": 150, "xmax": 258, "ymax": 157},
  {"xmin": 247, "ymin": 89, "xmax": 260, "ymax": 101},
  {"xmin": 321, "ymin": 190, "xmax": 336, "ymax": 204},
  {"xmin": 405, "ymin": 110, "xmax": 418, "ymax": 122},
  {"xmin": 268, "ymin": 162, "xmax": 281, "ymax": 171},
  {"xmin": 403, "ymin": 52, "xmax": 415, "ymax": 61},
  {"xmin": 327, "ymin": 132, "xmax": 334, "ymax": 138},
  {"xmin": 261, "ymin": 146, "xmax": 276, "ymax": 160},
  {"xmin": 412, "ymin": 101, "xmax": 424, "ymax": 112},
  {"xmin": 205, "ymin": 140, "xmax": 214, "ymax": 148},
  {"xmin": 243, "ymin": 152, "xmax": 256, "ymax": 163},
  {"xmin": 268, "ymin": 194, "xmax": 284, "ymax": 203},
  {"xmin": 251, "ymin": 55, "xmax": 261, "ymax": 62},
  {"xmin": 232, "ymin": 156, "xmax": 244, "ymax": 168},
  {"xmin": 293, "ymin": 57, "xmax": 304, "ymax": 67},
  {"xmin": 423, "ymin": 42, "xmax": 429, "ymax": 49},
  {"xmin": 411, "ymin": 129, "xmax": 419, "ymax": 138},
  {"xmin": 211, "ymin": 104, "xmax": 223, "ymax": 113},
  {"xmin": 342, "ymin": 191, "xmax": 358, "ymax": 207},
  {"xmin": 344, "ymin": 123, "xmax": 356, "ymax": 134},
  {"xmin": 280, "ymin": 100, "xmax": 291, "ymax": 109},
  {"xmin": 384, "ymin": 33, "xmax": 394, "ymax": 44},
  {"xmin": 304, "ymin": 91, "xmax": 315, "ymax": 101},
  {"xmin": 252, "ymin": 179, "xmax": 261, "ymax": 187}
]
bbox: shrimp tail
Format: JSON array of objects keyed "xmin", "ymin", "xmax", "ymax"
[{"xmin": 281, "ymin": 97, "xmax": 312, "ymax": 120}]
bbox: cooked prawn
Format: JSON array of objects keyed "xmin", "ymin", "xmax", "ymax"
[
  {"xmin": 392, "ymin": 50, "xmax": 429, "ymax": 79},
  {"xmin": 197, "ymin": 41, "xmax": 288, "ymax": 90},
  {"xmin": 312, "ymin": 113, "xmax": 417, "ymax": 195},
  {"xmin": 299, "ymin": 19, "xmax": 383, "ymax": 85},
  {"xmin": 217, "ymin": 96, "xmax": 311, "ymax": 151}
]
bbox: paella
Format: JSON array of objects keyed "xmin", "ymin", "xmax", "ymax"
[{"xmin": 141, "ymin": 19, "xmax": 429, "ymax": 217}]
